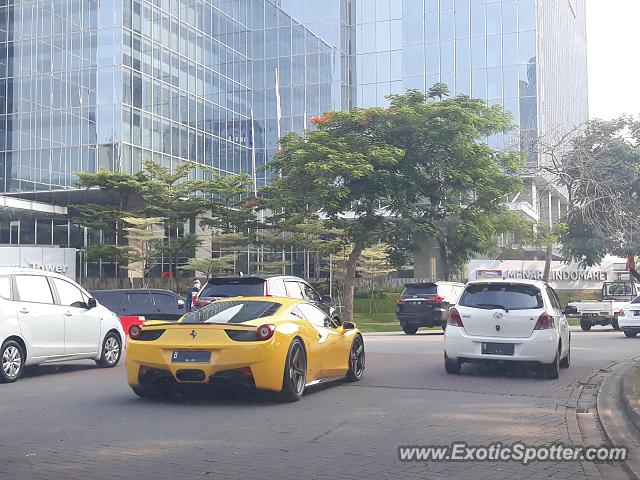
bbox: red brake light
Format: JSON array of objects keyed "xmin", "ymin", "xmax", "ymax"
[
  {"xmin": 619, "ymin": 309, "xmax": 626, "ymax": 317},
  {"xmin": 396, "ymin": 296, "xmax": 406, "ymax": 302},
  {"xmin": 448, "ymin": 308, "xmax": 464, "ymax": 327},
  {"xmin": 264, "ymin": 282, "xmax": 270, "ymax": 297},
  {"xmin": 432, "ymin": 296, "xmax": 446, "ymax": 302},
  {"xmin": 129, "ymin": 325, "xmax": 142, "ymax": 339},
  {"xmin": 256, "ymin": 324, "xmax": 276, "ymax": 340},
  {"xmin": 534, "ymin": 313, "xmax": 555, "ymax": 330}
]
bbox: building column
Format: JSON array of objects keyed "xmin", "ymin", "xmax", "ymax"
[
  {"xmin": 551, "ymin": 196, "xmax": 562, "ymax": 224},
  {"xmin": 539, "ymin": 189, "xmax": 553, "ymax": 228},
  {"xmin": 194, "ymin": 213, "xmax": 212, "ymax": 266}
]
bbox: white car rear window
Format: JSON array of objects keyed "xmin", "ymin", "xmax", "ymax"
[{"xmin": 460, "ymin": 284, "xmax": 543, "ymax": 311}]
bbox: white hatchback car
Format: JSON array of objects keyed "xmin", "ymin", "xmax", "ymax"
[
  {"xmin": 444, "ymin": 279, "xmax": 571, "ymax": 378},
  {"xmin": 0, "ymin": 268, "xmax": 125, "ymax": 383},
  {"xmin": 617, "ymin": 297, "xmax": 640, "ymax": 337}
]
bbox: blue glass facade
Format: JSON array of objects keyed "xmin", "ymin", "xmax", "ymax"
[
  {"xmin": 0, "ymin": 0, "xmax": 335, "ymax": 195},
  {"xmin": 280, "ymin": 0, "xmax": 587, "ymax": 169}
]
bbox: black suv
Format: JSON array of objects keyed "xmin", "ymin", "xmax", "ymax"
[
  {"xmin": 194, "ymin": 275, "xmax": 339, "ymax": 322},
  {"xmin": 396, "ymin": 282, "xmax": 465, "ymax": 334},
  {"xmin": 92, "ymin": 288, "xmax": 186, "ymax": 321}
]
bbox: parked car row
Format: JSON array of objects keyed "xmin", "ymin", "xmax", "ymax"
[
  {"xmin": 0, "ymin": 269, "xmax": 341, "ymax": 388},
  {"xmin": 3, "ymin": 267, "xmax": 638, "ymax": 392}
]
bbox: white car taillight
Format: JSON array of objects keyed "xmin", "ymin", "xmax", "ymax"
[
  {"xmin": 448, "ymin": 308, "xmax": 464, "ymax": 327},
  {"xmin": 534, "ymin": 313, "xmax": 555, "ymax": 330}
]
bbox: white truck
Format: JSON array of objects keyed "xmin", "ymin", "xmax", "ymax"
[{"xmin": 568, "ymin": 281, "xmax": 638, "ymax": 331}]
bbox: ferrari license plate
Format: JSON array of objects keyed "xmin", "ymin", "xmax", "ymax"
[
  {"xmin": 481, "ymin": 343, "xmax": 515, "ymax": 356},
  {"xmin": 171, "ymin": 350, "xmax": 211, "ymax": 363}
]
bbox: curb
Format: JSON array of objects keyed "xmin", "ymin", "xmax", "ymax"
[
  {"xmin": 620, "ymin": 363, "xmax": 640, "ymax": 434},
  {"xmin": 597, "ymin": 361, "xmax": 640, "ymax": 480}
]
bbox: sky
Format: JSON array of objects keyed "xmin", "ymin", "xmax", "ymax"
[{"xmin": 587, "ymin": 0, "xmax": 639, "ymax": 120}]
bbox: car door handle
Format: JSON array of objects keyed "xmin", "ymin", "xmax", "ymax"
[
  {"xmin": 64, "ymin": 311, "xmax": 73, "ymax": 317},
  {"xmin": 19, "ymin": 308, "xmax": 29, "ymax": 314}
]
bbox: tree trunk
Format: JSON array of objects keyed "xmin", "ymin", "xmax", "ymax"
[
  {"xmin": 369, "ymin": 279, "xmax": 373, "ymax": 314},
  {"xmin": 438, "ymin": 238, "xmax": 451, "ymax": 281},
  {"xmin": 542, "ymin": 245, "xmax": 553, "ymax": 282},
  {"xmin": 342, "ymin": 242, "xmax": 365, "ymax": 322}
]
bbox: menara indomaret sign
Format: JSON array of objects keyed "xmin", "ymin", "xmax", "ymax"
[{"xmin": 467, "ymin": 256, "xmax": 627, "ymax": 291}]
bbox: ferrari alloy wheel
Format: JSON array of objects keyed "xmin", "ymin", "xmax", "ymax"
[
  {"xmin": 346, "ymin": 334, "xmax": 365, "ymax": 382},
  {"xmin": 0, "ymin": 340, "xmax": 24, "ymax": 383},
  {"xmin": 280, "ymin": 338, "xmax": 307, "ymax": 402},
  {"xmin": 96, "ymin": 332, "xmax": 122, "ymax": 368}
]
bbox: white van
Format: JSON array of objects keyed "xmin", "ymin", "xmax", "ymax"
[{"xmin": 0, "ymin": 268, "xmax": 125, "ymax": 383}]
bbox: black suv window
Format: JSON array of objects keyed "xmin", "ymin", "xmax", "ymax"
[
  {"xmin": 459, "ymin": 284, "xmax": 543, "ymax": 311},
  {"xmin": 152, "ymin": 292, "xmax": 179, "ymax": 312},
  {"xmin": 402, "ymin": 284, "xmax": 438, "ymax": 296},
  {"xmin": 125, "ymin": 292, "xmax": 154, "ymax": 314},
  {"xmin": 200, "ymin": 278, "xmax": 265, "ymax": 298},
  {"xmin": 93, "ymin": 291, "xmax": 123, "ymax": 312}
]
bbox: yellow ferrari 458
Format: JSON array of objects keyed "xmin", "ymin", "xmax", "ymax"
[{"xmin": 125, "ymin": 297, "xmax": 365, "ymax": 401}]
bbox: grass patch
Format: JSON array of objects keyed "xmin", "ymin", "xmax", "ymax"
[
  {"xmin": 634, "ymin": 367, "xmax": 640, "ymax": 400},
  {"xmin": 353, "ymin": 292, "xmax": 402, "ymax": 332}
]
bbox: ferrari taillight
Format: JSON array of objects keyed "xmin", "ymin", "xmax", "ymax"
[
  {"xmin": 256, "ymin": 324, "xmax": 276, "ymax": 341},
  {"xmin": 129, "ymin": 325, "xmax": 142, "ymax": 339}
]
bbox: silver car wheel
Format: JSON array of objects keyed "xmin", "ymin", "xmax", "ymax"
[
  {"xmin": 2, "ymin": 345, "xmax": 22, "ymax": 378},
  {"xmin": 103, "ymin": 336, "xmax": 120, "ymax": 365}
]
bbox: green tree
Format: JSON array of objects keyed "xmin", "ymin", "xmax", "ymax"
[
  {"xmin": 359, "ymin": 244, "xmax": 395, "ymax": 314},
  {"xmin": 122, "ymin": 217, "xmax": 165, "ymax": 285},
  {"xmin": 380, "ymin": 89, "xmax": 525, "ymax": 280},
  {"xmin": 73, "ymin": 170, "xmax": 148, "ymax": 278},
  {"xmin": 536, "ymin": 117, "xmax": 640, "ymax": 266},
  {"xmin": 188, "ymin": 172, "xmax": 258, "ymax": 276},
  {"xmin": 178, "ymin": 256, "xmax": 237, "ymax": 277},
  {"xmin": 264, "ymin": 109, "xmax": 405, "ymax": 321},
  {"xmin": 139, "ymin": 160, "xmax": 209, "ymax": 287}
]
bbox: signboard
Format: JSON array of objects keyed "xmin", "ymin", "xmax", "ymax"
[
  {"xmin": 0, "ymin": 247, "xmax": 77, "ymax": 281},
  {"xmin": 468, "ymin": 256, "xmax": 627, "ymax": 291}
]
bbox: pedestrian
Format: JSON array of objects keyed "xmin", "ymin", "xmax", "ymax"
[{"xmin": 185, "ymin": 278, "xmax": 201, "ymax": 312}]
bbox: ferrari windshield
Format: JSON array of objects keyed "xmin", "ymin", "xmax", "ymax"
[{"xmin": 182, "ymin": 300, "xmax": 281, "ymax": 324}]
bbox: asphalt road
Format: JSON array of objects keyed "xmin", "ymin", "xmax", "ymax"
[{"xmin": 0, "ymin": 326, "xmax": 638, "ymax": 480}]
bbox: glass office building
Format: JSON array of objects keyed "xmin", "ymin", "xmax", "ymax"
[
  {"xmin": 0, "ymin": 0, "xmax": 588, "ymax": 276},
  {"xmin": 0, "ymin": 0, "xmax": 336, "ymax": 246}
]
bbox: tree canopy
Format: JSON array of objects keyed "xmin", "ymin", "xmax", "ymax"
[{"xmin": 263, "ymin": 89, "xmax": 525, "ymax": 319}]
